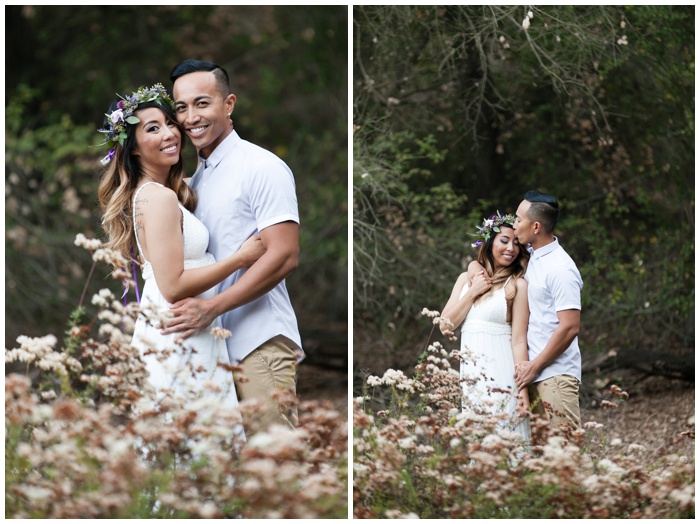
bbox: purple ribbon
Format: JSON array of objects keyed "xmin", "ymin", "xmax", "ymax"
[
  {"xmin": 100, "ymin": 149, "xmax": 115, "ymax": 166},
  {"xmin": 132, "ymin": 256, "xmax": 141, "ymax": 304},
  {"xmin": 122, "ymin": 249, "xmax": 141, "ymax": 307}
]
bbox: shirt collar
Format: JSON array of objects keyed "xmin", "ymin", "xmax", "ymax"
[
  {"xmin": 529, "ymin": 236, "xmax": 560, "ymax": 259},
  {"xmin": 197, "ymin": 129, "xmax": 241, "ymax": 171}
]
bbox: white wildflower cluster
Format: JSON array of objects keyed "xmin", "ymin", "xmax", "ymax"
[
  {"xmin": 91, "ymin": 288, "xmax": 116, "ymax": 308},
  {"xmin": 522, "ymin": 10, "xmax": 533, "ymax": 30},
  {"xmin": 5, "ymin": 334, "xmax": 82, "ymax": 376},
  {"xmin": 92, "ymin": 247, "xmax": 128, "ymax": 268},
  {"xmin": 420, "ymin": 308, "xmax": 440, "ymax": 318},
  {"xmin": 98, "ymin": 323, "xmax": 133, "ymax": 346},
  {"xmin": 425, "ymin": 353, "xmax": 452, "ymax": 375},
  {"xmin": 210, "ymin": 327, "xmax": 232, "ymax": 339},
  {"xmin": 74, "ymin": 233, "xmax": 103, "ymax": 251},
  {"xmin": 366, "ymin": 368, "xmax": 420, "ymax": 393}
]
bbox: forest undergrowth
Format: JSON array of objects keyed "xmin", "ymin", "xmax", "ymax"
[
  {"xmin": 5, "ymin": 235, "xmax": 348, "ymax": 519},
  {"xmin": 353, "ymin": 311, "xmax": 695, "ymax": 519}
]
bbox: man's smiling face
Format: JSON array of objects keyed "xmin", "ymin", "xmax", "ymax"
[{"xmin": 173, "ymin": 71, "xmax": 235, "ymax": 158}]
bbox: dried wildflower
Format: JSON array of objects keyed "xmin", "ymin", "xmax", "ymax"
[
  {"xmin": 74, "ymin": 233, "xmax": 103, "ymax": 251},
  {"xmin": 354, "ymin": 309, "xmax": 694, "ymax": 519},
  {"xmin": 210, "ymin": 327, "xmax": 232, "ymax": 339}
]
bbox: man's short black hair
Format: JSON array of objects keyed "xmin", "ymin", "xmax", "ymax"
[
  {"xmin": 170, "ymin": 59, "xmax": 231, "ymax": 97},
  {"xmin": 524, "ymin": 189, "xmax": 560, "ymax": 233}
]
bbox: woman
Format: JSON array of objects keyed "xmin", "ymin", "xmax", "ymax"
[
  {"xmin": 97, "ymin": 83, "xmax": 262, "ymax": 422},
  {"xmin": 440, "ymin": 212, "xmax": 531, "ymax": 440}
]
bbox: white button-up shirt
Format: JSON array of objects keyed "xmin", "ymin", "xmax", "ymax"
[
  {"xmin": 189, "ymin": 130, "xmax": 302, "ymax": 363},
  {"xmin": 525, "ymin": 238, "xmax": 583, "ymax": 383}
]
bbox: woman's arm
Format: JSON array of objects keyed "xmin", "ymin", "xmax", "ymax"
[
  {"xmin": 439, "ymin": 271, "xmax": 492, "ymax": 336},
  {"xmin": 137, "ymin": 186, "xmax": 265, "ymax": 303},
  {"xmin": 510, "ymin": 278, "xmax": 530, "ymax": 414}
]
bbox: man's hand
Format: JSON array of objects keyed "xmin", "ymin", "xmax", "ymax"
[
  {"xmin": 514, "ymin": 360, "xmax": 540, "ymax": 391},
  {"xmin": 160, "ymin": 297, "xmax": 217, "ymax": 339}
]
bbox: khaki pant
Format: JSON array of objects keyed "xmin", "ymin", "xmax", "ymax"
[
  {"xmin": 234, "ymin": 336, "xmax": 299, "ymax": 434},
  {"xmin": 528, "ymin": 375, "xmax": 581, "ymax": 429}
]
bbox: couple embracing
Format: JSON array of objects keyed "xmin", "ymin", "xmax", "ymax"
[
  {"xmin": 97, "ymin": 59, "xmax": 303, "ymax": 438},
  {"xmin": 441, "ymin": 190, "xmax": 583, "ymax": 440}
]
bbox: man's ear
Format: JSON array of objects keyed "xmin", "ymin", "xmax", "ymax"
[{"xmin": 225, "ymin": 93, "xmax": 236, "ymax": 116}]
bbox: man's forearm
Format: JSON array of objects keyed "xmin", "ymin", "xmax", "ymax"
[
  {"xmin": 531, "ymin": 324, "xmax": 579, "ymax": 373},
  {"xmin": 208, "ymin": 250, "xmax": 297, "ymax": 317}
]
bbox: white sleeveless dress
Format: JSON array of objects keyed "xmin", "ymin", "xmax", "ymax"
[
  {"xmin": 130, "ymin": 182, "xmax": 242, "ymax": 431},
  {"xmin": 459, "ymin": 277, "xmax": 531, "ymax": 440}
]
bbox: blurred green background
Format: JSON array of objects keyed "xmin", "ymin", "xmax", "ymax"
[
  {"xmin": 353, "ymin": 6, "xmax": 694, "ymax": 388},
  {"xmin": 5, "ymin": 6, "xmax": 348, "ymax": 367}
]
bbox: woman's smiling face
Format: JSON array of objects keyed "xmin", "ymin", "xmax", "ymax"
[
  {"xmin": 491, "ymin": 226, "xmax": 520, "ymax": 269},
  {"xmin": 131, "ymin": 107, "xmax": 181, "ymax": 174}
]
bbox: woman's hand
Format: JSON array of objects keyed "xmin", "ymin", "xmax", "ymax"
[
  {"xmin": 468, "ymin": 272, "xmax": 492, "ymax": 298},
  {"xmin": 466, "ymin": 261, "xmax": 491, "ymax": 286},
  {"xmin": 236, "ymin": 235, "xmax": 266, "ymax": 267}
]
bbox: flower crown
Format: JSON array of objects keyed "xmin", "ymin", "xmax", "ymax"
[
  {"xmin": 470, "ymin": 211, "xmax": 516, "ymax": 248},
  {"xmin": 98, "ymin": 83, "xmax": 175, "ymax": 165}
]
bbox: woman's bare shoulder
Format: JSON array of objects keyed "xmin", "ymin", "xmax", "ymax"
[
  {"xmin": 513, "ymin": 275, "xmax": 528, "ymax": 292},
  {"xmin": 134, "ymin": 183, "xmax": 179, "ymax": 213}
]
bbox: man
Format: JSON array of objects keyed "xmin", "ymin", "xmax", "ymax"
[
  {"xmin": 162, "ymin": 59, "xmax": 303, "ymax": 432},
  {"xmin": 513, "ymin": 190, "xmax": 583, "ymax": 429}
]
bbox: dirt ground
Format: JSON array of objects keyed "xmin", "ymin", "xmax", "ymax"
[
  {"xmin": 579, "ymin": 371, "xmax": 695, "ymax": 468},
  {"xmin": 296, "ymin": 361, "xmax": 349, "ymax": 419}
]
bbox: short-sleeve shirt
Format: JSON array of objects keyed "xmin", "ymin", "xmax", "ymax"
[
  {"xmin": 188, "ymin": 130, "xmax": 302, "ymax": 363},
  {"xmin": 525, "ymin": 238, "xmax": 583, "ymax": 383}
]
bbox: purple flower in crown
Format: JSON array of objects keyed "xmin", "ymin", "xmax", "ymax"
[{"xmin": 117, "ymin": 100, "xmax": 125, "ymax": 110}]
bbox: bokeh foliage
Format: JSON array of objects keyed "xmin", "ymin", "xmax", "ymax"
[
  {"xmin": 5, "ymin": 6, "xmax": 348, "ymax": 353},
  {"xmin": 353, "ymin": 6, "xmax": 694, "ymax": 380}
]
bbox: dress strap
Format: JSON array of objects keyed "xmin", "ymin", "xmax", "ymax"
[{"xmin": 132, "ymin": 182, "xmax": 164, "ymax": 261}]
